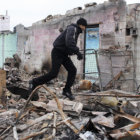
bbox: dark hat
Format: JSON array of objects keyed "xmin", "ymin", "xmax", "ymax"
[{"xmin": 77, "ymin": 18, "xmax": 87, "ymax": 26}]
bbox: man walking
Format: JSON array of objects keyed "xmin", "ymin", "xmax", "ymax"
[{"xmin": 29, "ymin": 18, "xmax": 87, "ymax": 100}]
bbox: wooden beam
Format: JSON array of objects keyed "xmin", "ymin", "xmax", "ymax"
[{"xmin": 0, "ymin": 70, "xmax": 6, "ymax": 104}]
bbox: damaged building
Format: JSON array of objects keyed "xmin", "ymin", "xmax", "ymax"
[
  {"xmin": 7, "ymin": 0, "xmax": 139, "ymax": 92},
  {"xmin": 0, "ymin": 0, "xmax": 140, "ymax": 140}
]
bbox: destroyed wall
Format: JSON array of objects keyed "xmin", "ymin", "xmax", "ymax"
[
  {"xmin": 126, "ymin": 4, "xmax": 140, "ymax": 87},
  {"xmin": 15, "ymin": 0, "xmax": 127, "ymax": 81},
  {"xmin": 96, "ymin": 0, "xmax": 127, "ymax": 88},
  {"xmin": 121, "ymin": 3, "xmax": 140, "ymax": 91},
  {"xmin": 135, "ymin": 4, "xmax": 140, "ymax": 87},
  {"xmin": 15, "ymin": 24, "xmax": 32, "ymax": 72},
  {"xmin": 98, "ymin": 2, "xmax": 140, "ymax": 91}
]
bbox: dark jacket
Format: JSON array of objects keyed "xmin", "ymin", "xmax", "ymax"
[{"xmin": 53, "ymin": 24, "xmax": 82, "ymax": 55}]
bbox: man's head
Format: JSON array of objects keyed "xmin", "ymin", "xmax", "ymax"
[{"xmin": 77, "ymin": 18, "xmax": 87, "ymax": 31}]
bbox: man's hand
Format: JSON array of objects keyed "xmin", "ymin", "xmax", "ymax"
[{"xmin": 77, "ymin": 52, "xmax": 83, "ymax": 60}]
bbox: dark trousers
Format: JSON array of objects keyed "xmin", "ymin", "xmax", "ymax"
[{"xmin": 33, "ymin": 48, "xmax": 77, "ymax": 91}]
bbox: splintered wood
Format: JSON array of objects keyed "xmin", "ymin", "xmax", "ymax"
[{"xmin": 0, "ymin": 70, "xmax": 6, "ymax": 104}]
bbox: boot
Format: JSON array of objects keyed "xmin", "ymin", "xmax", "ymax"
[{"xmin": 62, "ymin": 89, "xmax": 75, "ymax": 101}]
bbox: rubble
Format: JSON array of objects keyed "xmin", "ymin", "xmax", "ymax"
[{"xmin": 0, "ymin": 56, "xmax": 140, "ymax": 140}]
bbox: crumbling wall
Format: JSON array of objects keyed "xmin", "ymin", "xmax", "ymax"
[
  {"xmin": 133, "ymin": 4, "xmax": 140, "ymax": 87},
  {"xmin": 83, "ymin": 0, "xmax": 127, "ymax": 87},
  {"xmin": 15, "ymin": 24, "xmax": 32, "ymax": 71},
  {"xmin": 15, "ymin": 0, "xmax": 126, "ymax": 77},
  {"xmin": 124, "ymin": 4, "xmax": 140, "ymax": 90}
]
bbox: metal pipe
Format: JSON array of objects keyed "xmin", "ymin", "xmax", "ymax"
[{"xmin": 95, "ymin": 50, "xmax": 103, "ymax": 91}]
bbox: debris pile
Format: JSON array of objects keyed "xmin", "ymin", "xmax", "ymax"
[
  {"xmin": 0, "ymin": 55, "xmax": 140, "ymax": 140},
  {"xmin": 4, "ymin": 54, "xmax": 23, "ymax": 87},
  {"xmin": 0, "ymin": 80, "xmax": 140, "ymax": 140}
]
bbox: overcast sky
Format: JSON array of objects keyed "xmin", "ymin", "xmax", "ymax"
[{"xmin": 0, "ymin": 0, "xmax": 139, "ymax": 30}]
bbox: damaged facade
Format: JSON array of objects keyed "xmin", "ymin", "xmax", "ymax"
[{"xmin": 9, "ymin": 0, "xmax": 139, "ymax": 92}]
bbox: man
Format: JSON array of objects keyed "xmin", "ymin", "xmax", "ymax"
[{"xmin": 29, "ymin": 18, "xmax": 87, "ymax": 101}]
